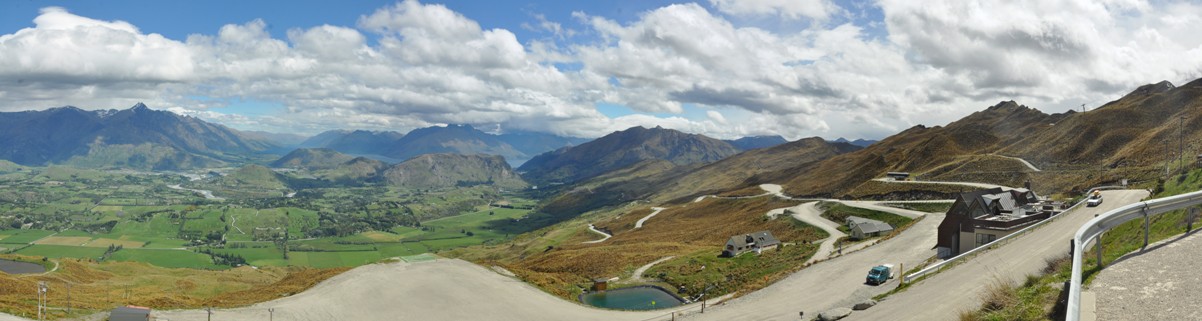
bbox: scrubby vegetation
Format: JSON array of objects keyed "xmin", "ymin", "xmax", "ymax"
[
  {"xmin": 0, "ymin": 256, "xmax": 347, "ymax": 319},
  {"xmin": 819, "ymin": 202, "xmax": 914, "ymax": 233},
  {"xmin": 0, "ymin": 162, "xmax": 547, "ymax": 317},
  {"xmin": 453, "ymin": 196, "xmax": 829, "ymax": 300}
]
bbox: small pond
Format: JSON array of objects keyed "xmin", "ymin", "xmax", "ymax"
[
  {"xmin": 579, "ymin": 286, "xmax": 685, "ymax": 310},
  {"xmin": 0, "ymin": 258, "xmax": 45, "ymax": 274}
]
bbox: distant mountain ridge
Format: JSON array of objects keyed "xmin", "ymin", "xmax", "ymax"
[
  {"xmin": 0, "ymin": 103, "xmax": 276, "ymax": 169},
  {"xmin": 299, "ymin": 125, "xmax": 586, "ymax": 165},
  {"xmin": 766, "ymin": 78, "xmax": 1202, "ymax": 198},
  {"xmin": 725, "ymin": 135, "xmax": 788, "ymax": 150},
  {"xmin": 383, "ymin": 153, "xmax": 527, "ymax": 189},
  {"xmin": 267, "ymin": 148, "xmax": 526, "ymax": 190},
  {"xmin": 270, "ymin": 148, "xmax": 356, "ymax": 170},
  {"xmin": 517, "ymin": 126, "xmax": 741, "ymax": 185},
  {"xmin": 831, "ymin": 137, "xmax": 878, "ymax": 147}
]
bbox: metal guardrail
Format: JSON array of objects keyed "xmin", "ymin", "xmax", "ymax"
[
  {"xmin": 1066, "ymin": 188, "xmax": 1202, "ymax": 320},
  {"xmin": 903, "ymin": 186, "xmax": 1124, "ymax": 283}
]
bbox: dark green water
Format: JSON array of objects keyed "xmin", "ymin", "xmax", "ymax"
[
  {"xmin": 580, "ymin": 286, "xmax": 683, "ymax": 310},
  {"xmin": 0, "ymin": 259, "xmax": 44, "ymax": 274}
]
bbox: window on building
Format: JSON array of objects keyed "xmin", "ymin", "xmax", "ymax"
[{"xmin": 975, "ymin": 233, "xmax": 997, "ymax": 247}]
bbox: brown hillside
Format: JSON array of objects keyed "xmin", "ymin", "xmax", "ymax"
[{"xmin": 769, "ymin": 79, "xmax": 1202, "ymax": 197}]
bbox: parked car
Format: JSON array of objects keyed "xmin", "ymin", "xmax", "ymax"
[{"xmin": 866, "ymin": 264, "xmax": 896, "ymax": 285}]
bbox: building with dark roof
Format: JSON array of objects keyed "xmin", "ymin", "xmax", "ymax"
[
  {"xmin": 109, "ymin": 305, "xmax": 151, "ymax": 321},
  {"xmin": 721, "ymin": 231, "xmax": 780, "ymax": 257},
  {"xmin": 846, "ymin": 216, "xmax": 894, "ymax": 240},
  {"xmin": 936, "ymin": 188, "xmax": 1054, "ymax": 258}
]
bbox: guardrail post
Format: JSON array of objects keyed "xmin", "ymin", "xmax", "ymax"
[{"xmin": 1143, "ymin": 211, "xmax": 1150, "ymax": 250}]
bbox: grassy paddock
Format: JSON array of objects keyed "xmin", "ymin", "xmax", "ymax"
[{"xmin": 819, "ymin": 202, "xmax": 914, "ymax": 233}]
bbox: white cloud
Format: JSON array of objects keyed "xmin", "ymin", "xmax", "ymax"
[
  {"xmin": 881, "ymin": 0, "xmax": 1202, "ymax": 104},
  {"xmin": 710, "ymin": 0, "xmax": 839, "ymax": 21},
  {"xmin": 1, "ymin": 1, "xmax": 1200, "ymax": 142}
]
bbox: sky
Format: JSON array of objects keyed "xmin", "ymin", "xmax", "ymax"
[{"xmin": 1, "ymin": 0, "xmax": 1200, "ymax": 141}]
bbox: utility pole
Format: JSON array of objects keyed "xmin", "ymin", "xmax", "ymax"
[
  {"xmin": 37, "ymin": 282, "xmax": 47, "ymax": 321},
  {"xmin": 1165, "ymin": 140, "xmax": 1171, "ymax": 176},
  {"xmin": 206, "ymin": 307, "xmax": 213, "ymax": 321},
  {"xmin": 1082, "ymin": 103, "xmax": 1086, "ymax": 112},
  {"xmin": 66, "ymin": 283, "xmax": 71, "ymax": 315},
  {"xmin": 269, "ymin": 308, "xmax": 275, "ymax": 321},
  {"xmin": 1180, "ymin": 116, "xmax": 1185, "ymax": 174}
]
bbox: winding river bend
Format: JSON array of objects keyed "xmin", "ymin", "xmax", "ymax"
[{"xmin": 167, "ymin": 184, "xmax": 225, "ymax": 201}]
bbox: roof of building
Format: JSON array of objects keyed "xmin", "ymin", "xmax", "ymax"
[
  {"xmin": 110, "ymin": 306, "xmax": 150, "ymax": 321},
  {"xmin": 855, "ymin": 221, "xmax": 894, "ymax": 234},
  {"xmin": 727, "ymin": 231, "xmax": 780, "ymax": 248},
  {"xmin": 847, "ymin": 216, "xmax": 881, "ymax": 225}
]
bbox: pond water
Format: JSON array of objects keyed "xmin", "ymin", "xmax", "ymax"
[
  {"xmin": 0, "ymin": 259, "xmax": 45, "ymax": 274},
  {"xmin": 579, "ymin": 286, "xmax": 684, "ymax": 310}
]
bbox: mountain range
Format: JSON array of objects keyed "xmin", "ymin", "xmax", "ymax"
[
  {"xmin": 262, "ymin": 148, "xmax": 525, "ymax": 190},
  {"xmin": 517, "ymin": 126, "xmax": 742, "ymax": 185},
  {"xmin": 298, "ymin": 125, "xmax": 589, "ymax": 166},
  {"xmin": 0, "ymin": 103, "xmax": 275, "ymax": 170},
  {"xmin": 831, "ymin": 137, "xmax": 878, "ymax": 148},
  {"xmin": 725, "ymin": 135, "xmax": 788, "ymax": 150},
  {"xmin": 756, "ymin": 79, "xmax": 1202, "ymax": 199}
]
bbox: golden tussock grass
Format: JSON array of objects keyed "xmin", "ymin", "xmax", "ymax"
[{"xmin": 0, "ymin": 256, "xmax": 346, "ymax": 319}]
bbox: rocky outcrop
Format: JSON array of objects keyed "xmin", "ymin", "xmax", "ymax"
[
  {"xmin": 852, "ymin": 299, "xmax": 878, "ymax": 310},
  {"xmin": 818, "ymin": 307, "xmax": 853, "ymax": 321}
]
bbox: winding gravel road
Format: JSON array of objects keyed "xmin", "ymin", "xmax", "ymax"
[{"xmin": 635, "ymin": 207, "xmax": 667, "ymax": 228}]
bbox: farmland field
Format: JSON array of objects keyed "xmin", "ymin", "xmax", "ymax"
[
  {"xmin": 107, "ymin": 249, "xmax": 222, "ymax": 269},
  {"xmin": 16, "ymin": 245, "xmax": 107, "ymax": 259},
  {"xmin": 0, "ymin": 165, "xmax": 543, "ymax": 273},
  {"xmin": 34, "ymin": 236, "xmax": 94, "ymax": 246},
  {"xmin": 0, "ymin": 230, "xmax": 55, "ymax": 244}
]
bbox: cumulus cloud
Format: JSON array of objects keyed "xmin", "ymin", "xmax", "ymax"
[
  {"xmin": 710, "ymin": 0, "xmax": 839, "ymax": 21},
  {"xmin": 881, "ymin": 0, "xmax": 1202, "ymax": 105},
  {"xmin": 1, "ymin": 1, "xmax": 1200, "ymax": 142}
]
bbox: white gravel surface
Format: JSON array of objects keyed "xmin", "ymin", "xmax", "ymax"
[
  {"xmin": 1091, "ymin": 229, "xmax": 1202, "ymax": 321},
  {"xmin": 154, "ymin": 258, "xmax": 693, "ymax": 321}
]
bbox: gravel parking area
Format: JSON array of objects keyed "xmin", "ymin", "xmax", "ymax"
[{"xmin": 1091, "ymin": 230, "xmax": 1202, "ymax": 321}]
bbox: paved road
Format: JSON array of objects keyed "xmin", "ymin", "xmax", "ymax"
[
  {"xmin": 850, "ymin": 190, "xmax": 1148, "ymax": 321},
  {"xmin": 1091, "ymin": 229, "xmax": 1202, "ymax": 320},
  {"xmin": 681, "ymin": 205, "xmax": 946, "ymax": 320},
  {"xmin": 839, "ymin": 201, "xmax": 927, "ymax": 219},
  {"xmin": 769, "ymin": 202, "xmax": 847, "ymax": 264}
]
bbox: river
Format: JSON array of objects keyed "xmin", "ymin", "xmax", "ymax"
[{"xmin": 167, "ymin": 184, "xmax": 225, "ymax": 201}]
